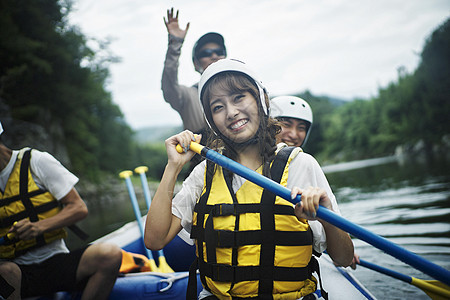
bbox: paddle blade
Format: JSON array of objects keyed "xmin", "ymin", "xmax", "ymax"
[
  {"xmin": 148, "ymin": 258, "xmax": 159, "ymax": 272},
  {"xmin": 120, "ymin": 250, "xmax": 155, "ymax": 273},
  {"xmin": 158, "ymin": 256, "xmax": 174, "ymax": 273},
  {"xmin": 119, "ymin": 170, "xmax": 133, "ymax": 179},
  {"xmin": 412, "ymin": 278, "xmax": 450, "ymax": 300}
]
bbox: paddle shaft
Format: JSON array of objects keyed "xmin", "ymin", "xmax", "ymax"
[
  {"xmin": 360, "ymin": 258, "xmax": 410, "ymax": 282},
  {"xmin": 179, "ymin": 142, "xmax": 450, "ymax": 286},
  {"xmin": 135, "ymin": 169, "xmax": 152, "ymax": 210},
  {"xmin": 122, "ymin": 175, "xmax": 155, "ymax": 260},
  {"xmin": 135, "ymin": 168, "xmax": 165, "ymax": 258},
  {"xmin": 358, "ymin": 259, "xmax": 450, "ymax": 298}
]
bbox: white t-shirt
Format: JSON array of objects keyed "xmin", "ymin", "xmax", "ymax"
[
  {"xmin": 0, "ymin": 149, "xmax": 79, "ymax": 265},
  {"xmin": 171, "ymin": 147, "xmax": 341, "ymax": 299},
  {"xmin": 172, "ymin": 149, "xmax": 341, "ymax": 253}
]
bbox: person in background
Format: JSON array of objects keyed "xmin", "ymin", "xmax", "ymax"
[
  {"xmin": 270, "ymin": 95, "xmax": 313, "ymax": 148},
  {"xmin": 161, "ymin": 7, "xmax": 227, "ymax": 136},
  {"xmin": 0, "ymin": 122, "xmax": 122, "ymax": 300},
  {"xmin": 270, "ymin": 95, "xmax": 360, "ymax": 269},
  {"xmin": 161, "ymin": 8, "xmax": 227, "ymax": 174},
  {"xmin": 145, "ymin": 59, "xmax": 354, "ymax": 299}
]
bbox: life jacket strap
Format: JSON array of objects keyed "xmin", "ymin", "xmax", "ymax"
[
  {"xmin": 0, "ymin": 189, "xmax": 45, "ymax": 207},
  {"xmin": 0, "ymin": 200, "xmax": 59, "ymax": 228},
  {"xmin": 204, "ymin": 228, "xmax": 313, "ymax": 248},
  {"xmin": 198, "ymin": 259, "xmax": 311, "ymax": 283},
  {"xmin": 208, "ymin": 202, "xmax": 300, "ymax": 217},
  {"xmin": 186, "ymin": 257, "xmax": 199, "ymax": 300},
  {"xmin": 309, "ymin": 256, "xmax": 328, "ymax": 300},
  {"xmin": 19, "ymin": 150, "xmax": 46, "ymax": 246}
]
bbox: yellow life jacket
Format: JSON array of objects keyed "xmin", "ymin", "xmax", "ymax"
[
  {"xmin": 0, "ymin": 148, "xmax": 67, "ymax": 259},
  {"xmin": 190, "ymin": 147, "xmax": 318, "ymax": 299}
]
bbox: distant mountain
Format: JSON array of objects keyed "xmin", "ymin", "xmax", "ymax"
[
  {"xmin": 321, "ymin": 95, "xmax": 350, "ymax": 106},
  {"xmin": 296, "ymin": 90, "xmax": 350, "ymax": 107},
  {"xmin": 134, "ymin": 125, "xmax": 183, "ymax": 144},
  {"xmin": 271, "ymin": 90, "xmax": 351, "ymax": 108}
]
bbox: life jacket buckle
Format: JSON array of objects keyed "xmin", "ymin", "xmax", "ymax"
[{"xmin": 212, "ymin": 203, "xmax": 236, "ymax": 216}]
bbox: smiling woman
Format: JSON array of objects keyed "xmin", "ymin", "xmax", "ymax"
[
  {"xmin": 144, "ymin": 59, "xmax": 354, "ymax": 299},
  {"xmin": 203, "ymin": 76, "xmax": 261, "ymax": 145}
]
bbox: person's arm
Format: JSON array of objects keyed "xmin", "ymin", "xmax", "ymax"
[
  {"xmin": 161, "ymin": 8, "xmax": 192, "ymax": 111},
  {"xmin": 292, "ymin": 186, "xmax": 354, "ymax": 267},
  {"xmin": 144, "ymin": 130, "xmax": 200, "ymax": 250},
  {"xmin": 9, "ymin": 188, "xmax": 88, "ymax": 240},
  {"xmin": 320, "ymin": 218, "xmax": 354, "ymax": 267}
]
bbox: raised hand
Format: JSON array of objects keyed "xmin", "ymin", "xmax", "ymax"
[{"xmin": 163, "ymin": 7, "xmax": 190, "ymax": 39}]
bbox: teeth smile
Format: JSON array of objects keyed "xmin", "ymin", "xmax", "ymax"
[{"xmin": 230, "ymin": 119, "xmax": 248, "ymax": 129}]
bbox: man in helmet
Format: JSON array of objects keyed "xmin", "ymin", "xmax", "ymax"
[
  {"xmin": 161, "ymin": 8, "xmax": 227, "ymax": 134},
  {"xmin": 270, "ymin": 96, "xmax": 313, "ymax": 148}
]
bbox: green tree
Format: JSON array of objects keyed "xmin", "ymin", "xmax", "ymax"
[{"xmin": 0, "ymin": 0, "xmax": 136, "ymax": 180}]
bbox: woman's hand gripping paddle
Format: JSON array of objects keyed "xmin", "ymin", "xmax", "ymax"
[
  {"xmin": 119, "ymin": 170, "xmax": 158, "ymax": 272},
  {"xmin": 134, "ymin": 166, "xmax": 174, "ymax": 273},
  {"xmin": 176, "ymin": 141, "xmax": 450, "ymax": 287}
]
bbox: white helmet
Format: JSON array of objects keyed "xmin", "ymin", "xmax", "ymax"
[
  {"xmin": 270, "ymin": 96, "xmax": 313, "ymax": 146},
  {"xmin": 198, "ymin": 59, "xmax": 268, "ymax": 132}
]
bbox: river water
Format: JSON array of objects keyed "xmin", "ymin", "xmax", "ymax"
[
  {"xmin": 324, "ymin": 156, "xmax": 450, "ymax": 299},
  {"xmin": 68, "ymin": 155, "xmax": 450, "ymax": 299}
]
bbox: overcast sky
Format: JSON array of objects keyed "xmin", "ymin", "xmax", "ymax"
[{"xmin": 68, "ymin": 0, "xmax": 449, "ymax": 129}]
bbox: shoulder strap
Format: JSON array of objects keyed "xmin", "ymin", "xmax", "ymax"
[
  {"xmin": 258, "ymin": 146, "xmax": 296, "ymax": 296},
  {"xmin": 20, "ymin": 149, "xmax": 46, "ymax": 246},
  {"xmin": 22, "ymin": 149, "xmax": 88, "ymax": 241},
  {"xmin": 191, "ymin": 160, "xmax": 214, "ymax": 292},
  {"xmin": 186, "ymin": 257, "xmax": 199, "ymax": 300}
]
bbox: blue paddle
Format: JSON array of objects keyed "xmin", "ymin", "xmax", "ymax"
[
  {"xmin": 134, "ymin": 166, "xmax": 174, "ymax": 273},
  {"xmin": 358, "ymin": 259, "xmax": 450, "ymax": 299},
  {"xmin": 176, "ymin": 142, "xmax": 450, "ymax": 286},
  {"xmin": 119, "ymin": 170, "xmax": 158, "ymax": 272}
]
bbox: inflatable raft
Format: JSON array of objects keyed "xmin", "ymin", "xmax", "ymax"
[
  {"xmin": 32, "ymin": 217, "xmax": 376, "ymax": 299},
  {"xmin": 97, "ymin": 218, "xmax": 376, "ymax": 300}
]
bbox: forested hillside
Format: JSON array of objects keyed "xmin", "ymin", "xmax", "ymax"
[
  {"xmin": 0, "ymin": 0, "xmax": 137, "ymax": 180},
  {"xmin": 1, "ymin": 1, "xmax": 448, "ymax": 181},
  {"xmin": 318, "ymin": 18, "xmax": 450, "ymax": 162}
]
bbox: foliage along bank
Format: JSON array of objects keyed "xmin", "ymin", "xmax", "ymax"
[{"xmin": 307, "ymin": 18, "xmax": 450, "ymax": 164}]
